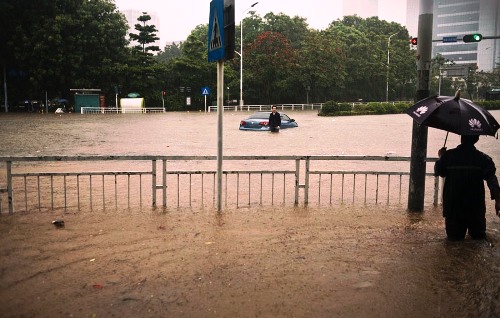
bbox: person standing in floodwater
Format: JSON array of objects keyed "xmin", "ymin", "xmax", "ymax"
[
  {"xmin": 434, "ymin": 135, "xmax": 500, "ymax": 241},
  {"xmin": 268, "ymin": 105, "xmax": 281, "ymax": 132}
]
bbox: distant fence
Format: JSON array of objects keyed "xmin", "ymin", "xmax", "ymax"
[
  {"xmin": 80, "ymin": 103, "xmax": 413, "ymax": 114},
  {"xmin": 0, "ymin": 155, "xmax": 440, "ymax": 214},
  {"xmin": 208, "ymin": 104, "xmax": 324, "ymax": 112},
  {"xmin": 80, "ymin": 105, "xmax": 322, "ymax": 113},
  {"xmin": 80, "ymin": 107, "xmax": 165, "ymax": 114},
  {"xmin": 206, "ymin": 102, "xmax": 412, "ymax": 112}
]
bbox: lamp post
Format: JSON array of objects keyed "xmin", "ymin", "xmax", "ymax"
[
  {"xmin": 240, "ymin": 2, "xmax": 258, "ymax": 108},
  {"xmin": 386, "ymin": 31, "xmax": 399, "ymax": 102}
]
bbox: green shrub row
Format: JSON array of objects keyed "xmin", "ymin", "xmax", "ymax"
[
  {"xmin": 475, "ymin": 100, "xmax": 500, "ymax": 110},
  {"xmin": 318, "ymin": 100, "xmax": 500, "ymax": 116},
  {"xmin": 318, "ymin": 101, "xmax": 412, "ymax": 116}
]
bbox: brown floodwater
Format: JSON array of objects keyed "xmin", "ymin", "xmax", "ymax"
[
  {"xmin": 0, "ymin": 110, "xmax": 499, "ymax": 159},
  {"xmin": 0, "ymin": 111, "xmax": 499, "ymax": 317}
]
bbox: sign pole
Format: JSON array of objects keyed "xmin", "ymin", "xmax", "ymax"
[
  {"xmin": 205, "ymin": 95, "xmax": 207, "ymax": 112},
  {"xmin": 208, "ymin": 0, "xmax": 233, "ymax": 212},
  {"xmin": 217, "ymin": 60, "xmax": 224, "ymax": 212}
]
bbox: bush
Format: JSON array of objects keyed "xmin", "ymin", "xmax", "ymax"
[
  {"xmin": 394, "ymin": 102, "xmax": 410, "ymax": 113},
  {"xmin": 476, "ymin": 100, "xmax": 500, "ymax": 110},
  {"xmin": 318, "ymin": 100, "xmax": 499, "ymax": 117},
  {"xmin": 319, "ymin": 101, "xmax": 413, "ymax": 116},
  {"xmin": 318, "ymin": 101, "xmax": 352, "ymax": 116},
  {"xmin": 366, "ymin": 102, "xmax": 384, "ymax": 114}
]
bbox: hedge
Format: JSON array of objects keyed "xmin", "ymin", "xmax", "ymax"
[{"xmin": 318, "ymin": 100, "xmax": 500, "ymax": 116}]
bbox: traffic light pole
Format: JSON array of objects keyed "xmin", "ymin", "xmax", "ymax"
[{"xmin": 408, "ymin": 0, "xmax": 433, "ymax": 212}]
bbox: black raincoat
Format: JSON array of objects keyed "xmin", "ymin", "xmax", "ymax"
[{"xmin": 434, "ymin": 143, "xmax": 500, "ymax": 218}]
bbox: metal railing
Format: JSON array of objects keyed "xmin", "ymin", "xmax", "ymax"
[
  {"xmin": 0, "ymin": 155, "xmax": 440, "ymax": 214},
  {"xmin": 80, "ymin": 107, "xmax": 165, "ymax": 114},
  {"xmin": 208, "ymin": 104, "xmax": 324, "ymax": 112},
  {"xmin": 206, "ymin": 101, "xmax": 413, "ymax": 113}
]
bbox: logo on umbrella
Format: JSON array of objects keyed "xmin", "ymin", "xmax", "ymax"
[
  {"xmin": 406, "ymin": 93, "xmax": 499, "ymax": 137},
  {"xmin": 468, "ymin": 118, "xmax": 483, "ymax": 131},
  {"xmin": 412, "ymin": 106, "xmax": 428, "ymax": 117}
]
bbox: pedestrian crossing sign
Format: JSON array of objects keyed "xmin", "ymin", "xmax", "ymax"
[
  {"xmin": 201, "ymin": 87, "xmax": 210, "ymax": 95},
  {"xmin": 208, "ymin": 0, "xmax": 225, "ymax": 62}
]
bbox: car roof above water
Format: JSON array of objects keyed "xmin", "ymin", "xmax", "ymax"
[{"xmin": 249, "ymin": 112, "xmax": 271, "ymax": 119}]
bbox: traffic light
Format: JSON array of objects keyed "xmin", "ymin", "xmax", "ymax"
[
  {"xmin": 410, "ymin": 38, "xmax": 418, "ymax": 45},
  {"xmin": 462, "ymin": 33, "xmax": 482, "ymax": 43},
  {"xmin": 223, "ymin": 0, "xmax": 235, "ymax": 60},
  {"xmin": 162, "ymin": 90, "xmax": 166, "ymax": 97}
]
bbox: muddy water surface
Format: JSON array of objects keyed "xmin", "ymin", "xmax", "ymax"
[{"xmin": 0, "ymin": 111, "xmax": 499, "ymax": 317}]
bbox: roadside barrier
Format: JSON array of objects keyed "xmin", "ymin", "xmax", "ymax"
[
  {"xmin": 207, "ymin": 104, "xmax": 324, "ymax": 112},
  {"xmin": 0, "ymin": 155, "xmax": 440, "ymax": 214},
  {"xmin": 80, "ymin": 107, "xmax": 165, "ymax": 114}
]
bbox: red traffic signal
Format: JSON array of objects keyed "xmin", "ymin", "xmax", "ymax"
[
  {"xmin": 410, "ymin": 38, "xmax": 418, "ymax": 45},
  {"xmin": 162, "ymin": 90, "xmax": 166, "ymax": 97}
]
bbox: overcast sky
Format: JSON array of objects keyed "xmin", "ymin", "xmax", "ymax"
[{"xmin": 114, "ymin": 0, "xmax": 406, "ymax": 46}]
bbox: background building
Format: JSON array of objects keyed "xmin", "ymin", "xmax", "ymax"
[{"xmin": 406, "ymin": 0, "xmax": 500, "ymax": 72}]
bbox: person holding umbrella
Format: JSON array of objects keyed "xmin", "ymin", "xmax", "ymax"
[
  {"xmin": 435, "ymin": 136, "xmax": 500, "ymax": 240},
  {"xmin": 406, "ymin": 90, "xmax": 500, "ymax": 240}
]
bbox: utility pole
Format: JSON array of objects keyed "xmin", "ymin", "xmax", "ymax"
[
  {"xmin": 386, "ymin": 31, "xmax": 399, "ymax": 102},
  {"xmin": 408, "ymin": 0, "xmax": 433, "ymax": 212}
]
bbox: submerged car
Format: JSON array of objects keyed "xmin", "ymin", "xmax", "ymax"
[{"xmin": 239, "ymin": 111, "xmax": 298, "ymax": 131}]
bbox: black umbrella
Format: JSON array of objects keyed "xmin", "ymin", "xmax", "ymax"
[{"xmin": 405, "ymin": 92, "xmax": 499, "ymax": 141}]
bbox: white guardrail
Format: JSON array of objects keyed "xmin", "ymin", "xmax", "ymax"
[
  {"xmin": 80, "ymin": 107, "xmax": 165, "ymax": 114},
  {"xmin": 80, "ymin": 105, "xmax": 324, "ymax": 114},
  {"xmin": 0, "ymin": 155, "xmax": 440, "ymax": 214},
  {"xmin": 208, "ymin": 104, "xmax": 324, "ymax": 112}
]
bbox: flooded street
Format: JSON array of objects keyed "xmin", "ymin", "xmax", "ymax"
[
  {"xmin": 0, "ymin": 110, "xmax": 499, "ymax": 159},
  {"xmin": 1, "ymin": 111, "xmax": 500, "ymax": 317}
]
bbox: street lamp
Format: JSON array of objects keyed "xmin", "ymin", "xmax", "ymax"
[
  {"xmin": 386, "ymin": 31, "xmax": 400, "ymax": 102},
  {"xmin": 240, "ymin": 2, "xmax": 258, "ymax": 108}
]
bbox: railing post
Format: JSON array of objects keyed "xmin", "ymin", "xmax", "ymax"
[
  {"xmin": 162, "ymin": 159, "xmax": 167, "ymax": 207},
  {"xmin": 433, "ymin": 176, "xmax": 440, "ymax": 206},
  {"xmin": 294, "ymin": 159, "xmax": 300, "ymax": 205},
  {"xmin": 7, "ymin": 161, "xmax": 13, "ymax": 214},
  {"xmin": 152, "ymin": 160, "xmax": 156, "ymax": 207},
  {"xmin": 304, "ymin": 157, "xmax": 310, "ymax": 205}
]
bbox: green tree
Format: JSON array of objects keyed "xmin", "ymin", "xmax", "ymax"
[
  {"xmin": 1, "ymin": 0, "xmax": 129, "ymax": 106},
  {"xmin": 262, "ymin": 13, "xmax": 309, "ymax": 48},
  {"xmin": 158, "ymin": 25, "xmax": 216, "ymax": 110},
  {"xmin": 245, "ymin": 31, "xmax": 298, "ymax": 104},
  {"xmin": 123, "ymin": 12, "xmax": 165, "ymax": 105},
  {"xmin": 464, "ymin": 64, "xmax": 479, "ymax": 99},
  {"xmin": 294, "ymin": 30, "xmax": 346, "ymax": 103},
  {"xmin": 476, "ymin": 63, "xmax": 500, "ymax": 99},
  {"xmin": 156, "ymin": 42, "xmax": 182, "ymax": 63},
  {"xmin": 239, "ymin": 12, "xmax": 264, "ymax": 45},
  {"xmin": 129, "ymin": 12, "xmax": 160, "ymax": 55},
  {"xmin": 430, "ymin": 54, "xmax": 455, "ymax": 96},
  {"xmin": 324, "ymin": 16, "xmax": 413, "ymax": 102}
]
